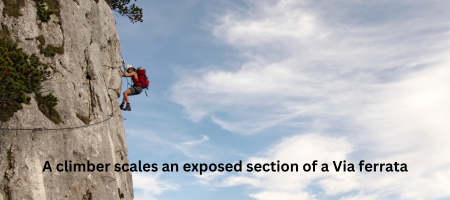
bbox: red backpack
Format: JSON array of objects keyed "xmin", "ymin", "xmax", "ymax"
[{"xmin": 137, "ymin": 67, "xmax": 149, "ymax": 89}]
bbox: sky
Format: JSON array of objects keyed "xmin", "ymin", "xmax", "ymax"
[{"xmin": 113, "ymin": 0, "xmax": 450, "ymax": 199}]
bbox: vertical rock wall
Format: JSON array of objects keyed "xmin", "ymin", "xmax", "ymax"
[{"xmin": 0, "ymin": 0, "xmax": 133, "ymax": 199}]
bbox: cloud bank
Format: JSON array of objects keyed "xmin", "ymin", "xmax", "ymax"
[
  {"xmin": 169, "ymin": 0, "xmax": 450, "ymax": 199},
  {"xmin": 133, "ymin": 172, "xmax": 179, "ymax": 200}
]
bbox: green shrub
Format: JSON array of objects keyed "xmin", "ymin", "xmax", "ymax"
[
  {"xmin": 76, "ymin": 114, "xmax": 90, "ymax": 125},
  {"xmin": 35, "ymin": 92, "xmax": 61, "ymax": 124},
  {"xmin": 36, "ymin": 35, "xmax": 64, "ymax": 57},
  {"xmin": 2, "ymin": 0, "xmax": 25, "ymax": 17},
  {"xmin": 38, "ymin": 44, "xmax": 64, "ymax": 57},
  {"xmin": 106, "ymin": 0, "xmax": 143, "ymax": 23},
  {"xmin": 118, "ymin": 188, "xmax": 124, "ymax": 199},
  {"xmin": 34, "ymin": 0, "xmax": 60, "ymax": 22},
  {"xmin": 36, "ymin": 35, "xmax": 45, "ymax": 45},
  {"xmin": 0, "ymin": 28, "xmax": 10, "ymax": 39},
  {"xmin": 0, "ymin": 38, "xmax": 59, "ymax": 123},
  {"xmin": 0, "ymin": 38, "xmax": 41, "ymax": 121}
]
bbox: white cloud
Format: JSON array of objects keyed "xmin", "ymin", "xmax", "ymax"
[
  {"xmin": 133, "ymin": 172, "xmax": 178, "ymax": 200},
  {"xmin": 351, "ymin": 63, "xmax": 450, "ymax": 199},
  {"xmin": 171, "ymin": 0, "xmax": 450, "ymax": 134},
  {"xmin": 217, "ymin": 134, "xmax": 355, "ymax": 199},
  {"xmin": 213, "ymin": 0, "xmax": 319, "ymax": 48},
  {"xmin": 250, "ymin": 191, "xmax": 314, "ymax": 200},
  {"xmin": 127, "ymin": 129, "xmax": 210, "ymax": 158},
  {"xmin": 208, "ymin": 63, "xmax": 450, "ymax": 199},
  {"xmin": 168, "ymin": 0, "xmax": 450, "ymax": 199},
  {"xmin": 194, "ymin": 171, "xmax": 226, "ymax": 185},
  {"xmin": 181, "ymin": 135, "xmax": 210, "ymax": 146},
  {"xmin": 339, "ymin": 192, "xmax": 380, "ymax": 200}
]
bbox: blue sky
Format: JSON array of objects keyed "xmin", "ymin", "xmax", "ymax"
[{"xmin": 114, "ymin": 0, "xmax": 450, "ymax": 199}]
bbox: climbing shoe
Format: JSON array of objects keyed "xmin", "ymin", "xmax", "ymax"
[
  {"xmin": 123, "ymin": 104, "xmax": 131, "ymax": 111},
  {"xmin": 119, "ymin": 104, "xmax": 124, "ymax": 110}
]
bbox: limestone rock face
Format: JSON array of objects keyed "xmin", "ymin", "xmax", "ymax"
[{"xmin": 0, "ymin": 0, "xmax": 133, "ymax": 199}]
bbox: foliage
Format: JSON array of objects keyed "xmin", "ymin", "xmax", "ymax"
[
  {"xmin": 0, "ymin": 38, "xmax": 59, "ymax": 122},
  {"xmin": 76, "ymin": 114, "xmax": 90, "ymax": 125},
  {"xmin": 38, "ymin": 44, "xmax": 64, "ymax": 57},
  {"xmin": 106, "ymin": 0, "xmax": 143, "ymax": 23},
  {"xmin": 118, "ymin": 188, "xmax": 124, "ymax": 199},
  {"xmin": 43, "ymin": 93, "xmax": 57, "ymax": 110},
  {"xmin": 0, "ymin": 38, "xmax": 40, "ymax": 121},
  {"xmin": 0, "ymin": 28, "xmax": 10, "ymax": 39},
  {"xmin": 34, "ymin": 0, "xmax": 60, "ymax": 22},
  {"xmin": 2, "ymin": 0, "xmax": 25, "ymax": 17},
  {"xmin": 36, "ymin": 34, "xmax": 64, "ymax": 57},
  {"xmin": 35, "ymin": 92, "xmax": 61, "ymax": 124},
  {"xmin": 36, "ymin": 35, "xmax": 45, "ymax": 45}
]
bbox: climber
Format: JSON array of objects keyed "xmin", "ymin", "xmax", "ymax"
[{"xmin": 119, "ymin": 65, "xmax": 142, "ymax": 111}]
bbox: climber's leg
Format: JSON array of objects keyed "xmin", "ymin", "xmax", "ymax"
[{"xmin": 123, "ymin": 89, "xmax": 132, "ymax": 103}]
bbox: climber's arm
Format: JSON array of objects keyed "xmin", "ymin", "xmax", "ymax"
[
  {"xmin": 120, "ymin": 68, "xmax": 133, "ymax": 77},
  {"xmin": 122, "ymin": 71, "xmax": 137, "ymax": 78},
  {"xmin": 122, "ymin": 73, "xmax": 133, "ymax": 77}
]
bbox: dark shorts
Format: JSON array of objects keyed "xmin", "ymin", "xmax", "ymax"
[{"xmin": 129, "ymin": 86, "xmax": 142, "ymax": 95}]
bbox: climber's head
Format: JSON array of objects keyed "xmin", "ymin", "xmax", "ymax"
[{"xmin": 125, "ymin": 65, "xmax": 136, "ymax": 72}]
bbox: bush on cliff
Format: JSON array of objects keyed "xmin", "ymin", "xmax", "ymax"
[
  {"xmin": 2, "ymin": 0, "xmax": 25, "ymax": 17},
  {"xmin": 106, "ymin": 0, "xmax": 143, "ymax": 23},
  {"xmin": 0, "ymin": 38, "xmax": 59, "ymax": 123},
  {"xmin": 34, "ymin": 0, "xmax": 60, "ymax": 22}
]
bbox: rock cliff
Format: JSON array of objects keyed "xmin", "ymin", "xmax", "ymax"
[{"xmin": 0, "ymin": 0, "xmax": 133, "ymax": 199}]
